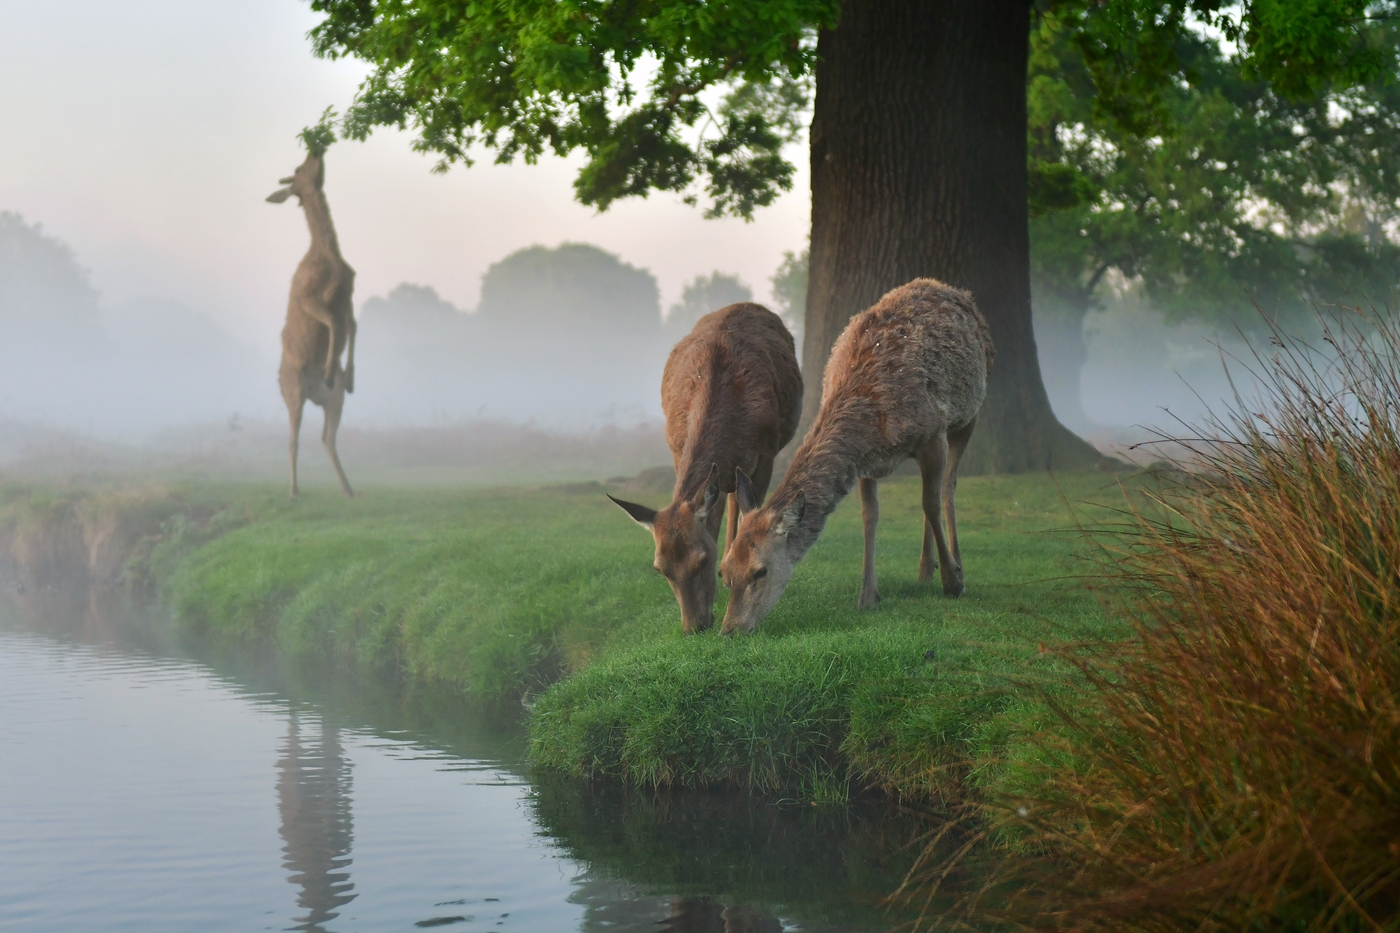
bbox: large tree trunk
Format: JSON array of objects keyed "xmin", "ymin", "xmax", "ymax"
[{"xmin": 803, "ymin": 0, "xmax": 1105, "ymax": 473}]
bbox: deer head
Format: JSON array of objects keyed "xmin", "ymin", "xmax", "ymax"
[
  {"xmin": 266, "ymin": 152, "xmax": 325, "ymax": 205},
  {"xmin": 609, "ymin": 464, "xmax": 723, "ymax": 634},
  {"xmin": 719, "ymin": 468, "xmax": 805, "ymax": 636}
]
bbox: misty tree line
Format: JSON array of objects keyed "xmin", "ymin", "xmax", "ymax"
[
  {"xmin": 355, "ymin": 241, "xmax": 806, "ymax": 425},
  {"xmin": 0, "ymin": 212, "xmax": 807, "ymax": 431},
  {"xmin": 0, "ymin": 211, "xmax": 266, "ymax": 435}
]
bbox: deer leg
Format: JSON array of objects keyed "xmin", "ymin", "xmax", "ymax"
[
  {"xmin": 750, "ymin": 453, "xmax": 776, "ymax": 501},
  {"xmin": 858, "ymin": 477, "xmax": 880, "ymax": 609},
  {"xmin": 917, "ymin": 432, "xmax": 961, "ymax": 596},
  {"xmin": 285, "ymin": 390, "xmax": 305, "ymax": 498},
  {"xmin": 322, "ymin": 387, "xmax": 354, "ymax": 497},
  {"xmin": 344, "ymin": 315, "xmax": 357, "ymax": 394},
  {"xmin": 725, "ymin": 492, "xmax": 738, "ymax": 557},
  {"xmin": 943, "ymin": 419, "xmax": 976, "ymax": 574},
  {"xmin": 297, "ymin": 299, "xmax": 339, "ymax": 387}
]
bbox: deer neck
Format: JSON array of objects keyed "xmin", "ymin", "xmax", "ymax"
[
  {"xmin": 764, "ymin": 406, "xmax": 871, "ymax": 559},
  {"xmin": 300, "ymin": 188, "xmax": 342, "ymax": 258},
  {"xmin": 671, "ymin": 350, "xmax": 736, "ymax": 507}
]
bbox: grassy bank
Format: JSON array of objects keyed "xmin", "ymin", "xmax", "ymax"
[
  {"xmin": 146, "ymin": 470, "xmax": 1127, "ymax": 799},
  {"xmin": 3, "ymin": 465, "xmax": 1130, "ymax": 800},
  {"xmin": 529, "ymin": 472, "xmax": 1126, "ymax": 800}
]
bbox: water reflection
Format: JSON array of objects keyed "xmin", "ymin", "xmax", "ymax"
[
  {"xmin": 658, "ymin": 898, "xmax": 783, "ymax": 933},
  {"xmin": 277, "ymin": 712, "xmax": 356, "ymax": 931},
  {"xmin": 1, "ymin": 590, "xmax": 933, "ymax": 933}
]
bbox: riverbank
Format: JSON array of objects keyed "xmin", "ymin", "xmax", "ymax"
[{"xmin": 1, "ymin": 470, "xmax": 1131, "ymax": 801}]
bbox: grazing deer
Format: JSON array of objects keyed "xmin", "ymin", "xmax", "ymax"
[
  {"xmin": 610, "ymin": 303, "xmax": 802, "ymax": 633},
  {"xmin": 267, "ymin": 151, "xmax": 356, "ymax": 497},
  {"xmin": 720, "ymin": 279, "xmax": 993, "ymax": 635}
]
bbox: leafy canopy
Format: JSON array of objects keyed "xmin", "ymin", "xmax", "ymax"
[
  {"xmin": 307, "ymin": 0, "xmax": 1400, "ymax": 288},
  {"xmin": 1029, "ymin": 3, "xmax": 1400, "ymax": 324},
  {"xmin": 309, "ymin": 0, "xmax": 835, "ymax": 219}
]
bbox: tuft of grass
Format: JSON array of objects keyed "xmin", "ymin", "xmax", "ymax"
[{"xmin": 932, "ymin": 309, "xmax": 1400, "ymax": 931}]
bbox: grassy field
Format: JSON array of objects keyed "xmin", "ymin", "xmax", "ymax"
[{"xmin": 149, "ymin": 469, "xmax": 1132, "ymax": 800}]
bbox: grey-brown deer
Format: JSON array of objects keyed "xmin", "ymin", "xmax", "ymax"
[
  {"xmin": 267, "ymin": 151, "xmax": 357, "ymax": 497},
  {"xmin": 610, "ymin": 303, "xmax": 802, "ymax": 633},
  {"xmin": 719, "ymin": 279, "xmax": 993, "ymax": 635}
]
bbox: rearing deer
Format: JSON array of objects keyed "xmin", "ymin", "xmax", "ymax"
[
  {"xmin": 266, "ymin": 150, "xmax": 356, "ymax": 497},
  {"xmin": 720, "ymin": 279, "xmax": 993, "ymax": 635},
  {"xmin": 610, "ymin": 303, "xmax": 802, "ymax": 633}
]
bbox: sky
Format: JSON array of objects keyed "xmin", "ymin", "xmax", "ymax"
[{"xmin": 0, "ymin": 0, "xmax": 811, "ymax": 350}]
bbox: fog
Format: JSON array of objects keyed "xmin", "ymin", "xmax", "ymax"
[
  {"xmin": 0, "ymin": 200, "xmax": 1280, "ymax": 482},
  {"xmin": 0, "ymin": 0, "xmax": 1296, "ymax": 482}
]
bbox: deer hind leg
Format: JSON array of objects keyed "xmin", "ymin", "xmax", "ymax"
[
  {"xmin": 282, "ymin": 375, "xmax": 305, "ymax": 497},
  {"xmin": 858, "ymin": 477, "xmax": 880, "ymax": 609},
  {"xmin": 321, "ymin": 385, "xmax": 354, "ymax": 497},
  {"xmin": 943, "ymin": 419, "xmax": 976, "ymax": 574},
  {"xmin": 917, "ymin": 430, "xmax": 961, "ymax": 595}
]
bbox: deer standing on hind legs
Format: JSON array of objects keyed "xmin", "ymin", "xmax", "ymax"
[
  {"xmin": 720, "ymin": 279, "xmax": 994, "ymax": 636},
  {"xmin": 267, "ymin": 150, "xmax": 356, "ymax": 497},
  {"xmin": 609, "ymin": 303, "xmax": 802, "ymax": 633}
]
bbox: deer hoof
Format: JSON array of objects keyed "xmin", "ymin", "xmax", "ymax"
[{"xmin": 858, "ymin": 587, "xmax": 881, "ymax": 609}]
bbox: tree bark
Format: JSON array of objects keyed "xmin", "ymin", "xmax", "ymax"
[{"xmin": 803, "ymin": 0, "xmax": 1105, "ymax": 473}]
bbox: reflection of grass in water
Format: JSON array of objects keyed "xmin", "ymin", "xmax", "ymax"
[{"xmin": 530, "ymin": 774, "xmax": 932, "ymax": 929}]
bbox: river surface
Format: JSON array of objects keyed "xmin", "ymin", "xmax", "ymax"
[{"xmin": 0, "ymin": 593, "xmax": 925, "ymax": 932}]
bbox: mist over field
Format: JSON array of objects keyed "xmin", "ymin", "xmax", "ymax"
[{"xmin": 0, "ymin": 204, "xmax": 1276, "ymax": 482}]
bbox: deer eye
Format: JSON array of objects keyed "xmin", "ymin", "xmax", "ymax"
[{"xmin": 753, "ymin": 567, "xmax": 768, "ymax": 580}]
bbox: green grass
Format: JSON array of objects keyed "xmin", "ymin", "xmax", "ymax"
[
  {"xmin": 529, "ymin": 472, "xmax": 1128, "ymax": 799},
  {"xmin": 164, "ymin": 482, "xmax": 680, "ymax": 697},
  {"xmin": 156, "ymin": 471, "xmax": 1132, "ymax": 800}
]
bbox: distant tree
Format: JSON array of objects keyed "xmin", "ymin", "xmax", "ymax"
[
  {"xmin": 0, "ymin": 212, "xmax": 100, "ymax": 342},
  {"xmin": 358, "ymin": 283, "xmax": 472, "ymax": 364},
  {"xmin": 476, "ymin": 243, "xmax": 660, "ymax": 333},
  {"xmin": 310, "ymin": 0, "xmax": 1398, "ymax": 472},
  {"xmin": 665, "ymin": 271, "xmax": 752, "ymax": 337},
  {"xmin": 360, "ymin": 283, "xmax": 467, "ymax": 328},
  {"xmin": 1027, "ymin": 10, "xmax": 1400, "ymax": 428},
  {"xmin": 769, "ymin": 248, "xmax": 808, "ymax": 351}
]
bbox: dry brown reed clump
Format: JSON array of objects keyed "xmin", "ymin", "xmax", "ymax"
[{"xmin": 917, "ymin": 307, "xmax": 1400, "ymax": 931}]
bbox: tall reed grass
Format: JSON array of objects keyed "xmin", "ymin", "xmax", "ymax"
[{"xmin": 915, "ymin": 307, "xmax": 1400, "ymax": 931}]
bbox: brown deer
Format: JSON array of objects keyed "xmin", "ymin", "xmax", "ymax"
[
  {"xmin": 266, "ymin": 151, "xmax": 356, "ymax": 497},
  {"xmin": 719, "ymin": 279, "xmax": 993, "ymax": 635},
  {"xmin": 609, "ymin": 303, "xmax": 802, "ymax": 633}
]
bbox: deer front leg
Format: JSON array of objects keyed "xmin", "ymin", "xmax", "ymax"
[
  {"xmin": 344, "ymin": 314, "xmax": 357, "ymax": 394},
  {"xmin": 297, "ymin": 298, "xmax": 339, "ymax": 387},
  {"xmin": 858, "ymin": 477, "xmax": 880, "ymax": 608}
]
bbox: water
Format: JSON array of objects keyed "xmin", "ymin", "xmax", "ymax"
[{"xmin": 0, "ymin": 594, "xmax": 924, "ymax": 932}]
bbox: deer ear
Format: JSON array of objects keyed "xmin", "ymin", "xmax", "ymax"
[
  {"xmin": 734, "ymin": 468, "xmax": 759, "ymax": 514},
  {"xmin": 696, "ymin": 463, "xmax": 720, "ymax": 521},
  {"xmin": 774, "ymin": 493, "xmax": 806, "ymax": 537},
  {"xmin": 266, "ymin": 187, "xmax": 294, "ymax": 203},
  {"xmin": 607, "ymin": 494, "xmax": 657, "ymax": 531}
]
